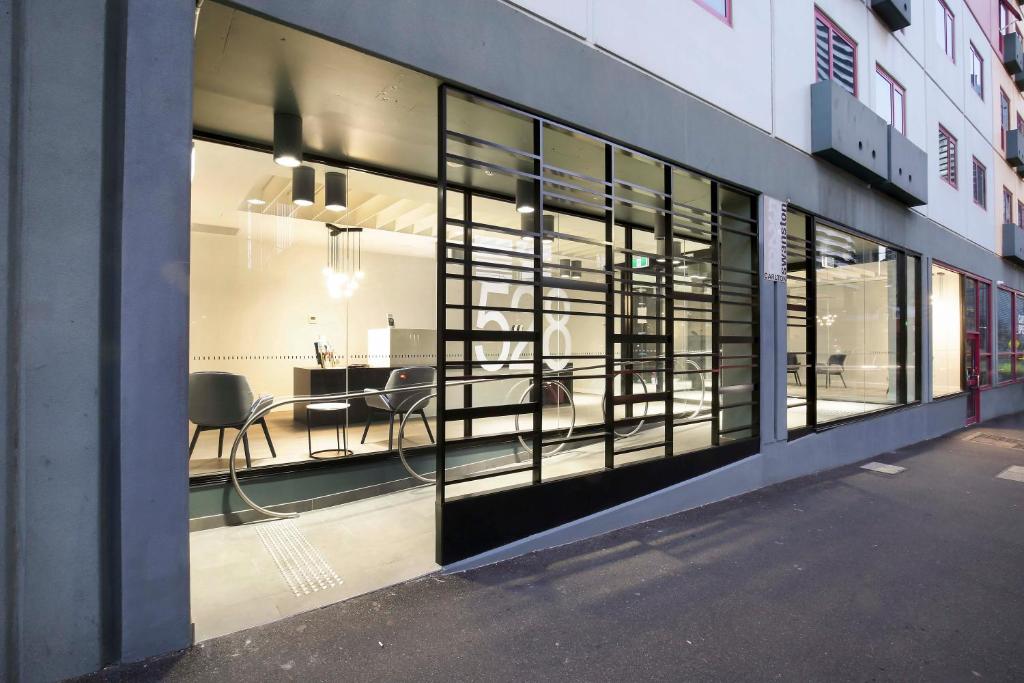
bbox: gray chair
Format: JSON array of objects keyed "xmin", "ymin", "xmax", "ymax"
[
  {"xmin": 360, "ymin": 367, "xmax": 435, "ymax": 450},
  {"xmin": 187, "ymin": 372, "xmax": 277, "ymax": 468},
  {"xmin": 787, "ymin": 352, "xmax": 801, "ymax": 385},
  {"xmin": 816, "ymin": 353, "xmax": 848, "ymax": 388}
]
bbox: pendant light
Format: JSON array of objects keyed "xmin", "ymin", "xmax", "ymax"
[
  {"xmin": 273, "ymin": 112, "xmax": 303, "ymax": 167},
  {"xmin": 323, "ymin": 224, "xmax": 363, "ymax": 298},
  {"xmin": 542, "ymin": 214, "xmax": 555, "ymax": 243},
  {"xmin": 292, "ymin": 165, "xmax": 315, "ymax": 206},
  {"xmin": 515, "ymin": 178, "xmax": 535, "ymax": 214},
  {"xmin": 325, "ymin": 171, "xmax": 348, "ymax": 211}
]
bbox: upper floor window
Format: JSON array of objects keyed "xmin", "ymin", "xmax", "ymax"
[
  {"xmin": 1001, "ymin": 90, "xmax": 1011, "ymax": 150},
  {"xmin": 1017, "ymin": 199, "xmax": 1023, "ymax": 227},
  {"xmin": 999, "ymin": 1, "xmax": 1020, "ymax": 52},
  {"xmin": 1018, "ymin": 113, "xmax": 1024, "ymax": 132},
  {"xmin": 874, "ymin": 66, "xmax": 906, "ymax": 133},
  {"xmin": 973, "ymin": 159, "xmax": 987, "ymax": 208},
  {"xmin": 694, "ymin": 0, "xmax": 731, "ymax": 24},
  {"xmin": 815, "ymin": 9, "xmax": 857, "ymax": 95},
  {"xmin": 939, "ymin": 125, "xmax": 958, "ymax": 187},
  {"xmin": 969, "ymin": 43, "xmax": 984, "ymax": 98},
  {"xmin": 936, "ymin": 0, "xmax": 955, "ymax": 62},
  {"xmin": 1004, "ymin": 187, "xmax": 1013, "ymax": 222}
]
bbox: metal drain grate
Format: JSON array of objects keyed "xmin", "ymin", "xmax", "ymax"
[
  {"xmin": 966, "ymin": 432, "xmax": 1024, "ymax": 450},
  {"xmin": 256, "ymin": 520, "xmax": 342, "ymax": 596}
]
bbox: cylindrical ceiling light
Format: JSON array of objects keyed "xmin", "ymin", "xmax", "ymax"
[
  {"xmin": 324, "ymin": 171, "xmax": 348, "ymax": 211},
  {"xmin": 273, "ymin": 112, "xmax": 303, "ymax": 167},
  {"xmin": 655, "ymin": 211, "xmax": 668, "ymax": 241},
  {"xmin": 515, "ymin": 178, "xmax": 535, "ymax": 214},
  {"xmin": 292, "ymin": 165, "xmax": 315, "ymax": 206}
]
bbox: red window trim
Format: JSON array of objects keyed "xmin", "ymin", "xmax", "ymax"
[
  {"xmin": 972, "ymin": 159, "xmax": 987, "ymax": 208},
  {"xmin": 938, "ymin": 124, "xmax": 958, "ymax": 188},
  {"xmin": 875, "ymin": 64, "xmax": 906, "ymax": 133},
  {"xmin": 938, "ymin": 0, "xmax": 956, "ymax": 63},
  {"xmin": 1001, "ymin": 185, "xmax": 1012, "ymax": 219},
  {"xmin": 815, "ymin": 7, "xmax": 858, "ymax": 96},
  {"xmin": 999, "ymin": 1, "xmax": 1021, "ymax": 53},
  {"xmin": 693, "ymin": 0, "xmax": 732, "ymax": 26},
  {"xmin": 969, "ymin": 42, "xmax": 984, "ymax": 99}
]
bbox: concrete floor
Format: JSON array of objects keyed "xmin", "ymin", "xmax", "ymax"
[
  {"xmin": 189, "ymin": 486, "xmax": 438, "ymax": 642},
  {"xmin": 189, "ymin": 415, "xmax": 712, "ymax": 641},
  {"xmin": 99, "ymin": 411, "xmax": 1024, "ymax": 682}
]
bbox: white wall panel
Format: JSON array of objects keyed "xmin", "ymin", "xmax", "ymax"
[{"xmin": 589, "ymin": 0, "xmax": 773, "ymax": 132}]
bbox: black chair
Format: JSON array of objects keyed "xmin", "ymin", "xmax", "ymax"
[
  {"xmin": 816, "ymin": 353, "xmax": 848, "ymax": 388},
  {"xmin": 360, "ymin": 367, "xmax": 435, "ymax": 450},
  {"xmin": 787, "ymin": 352, "xmax": 801, "ymax": 385},
  {"xmin": 187, "ymin": 372, "xmax": 277, "ymax": 468}
]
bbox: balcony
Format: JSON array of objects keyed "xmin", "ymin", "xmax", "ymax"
[
  {"xmin": 1003, "ymin": 223, "xmax": 1024, "ymax": 265},
  {"xmin": 811, "ymin": 80, "xmax": 888, "ymax": 185},
  {"xmin": 1008, "ymin": 129, "xmax": 1024, "ymax": 167},
  {"xmin": 879, "ymin": 126, "xmax": 927, "ymax": 206},
  {"xmin": 1004, "ymin": 32, "xmax": 1024, "ymax": 76},
  {"xmin": 871, "ymin": 0, "xmax": 911, "ymax": 32}
]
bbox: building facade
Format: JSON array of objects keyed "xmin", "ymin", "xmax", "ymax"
[{"xmin": 4, "ymin": 0, "xmax": 1024, "ymax": 680}]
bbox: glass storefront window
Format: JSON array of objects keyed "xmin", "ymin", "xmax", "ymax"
[
  {"xmin": 786, "ymin": 214, "xmax": 919, "ymax": 433},
  {"xmin": 814, "ymin": 223, "xmax": 901, "ymax": 423},
  {"xmin": 997, "ymin": 288, "xmax": 1013, "ymax": 383},
  {"xmin": 931, "ymin": 263, "xmax": 963, "ymax": 397},
  {"xmin": 785, "ymin": 210, "xmax": 810, "ymax": 430}
]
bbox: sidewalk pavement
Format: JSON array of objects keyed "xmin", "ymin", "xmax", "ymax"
[{"xmin": 83, "ymin": 413, "xmax": 1024, "ymax": 682}]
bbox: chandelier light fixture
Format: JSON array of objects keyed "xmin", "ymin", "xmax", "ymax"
[{"xmin": 323, "ymin": 223, "xmax": 364, "ymax": 299}]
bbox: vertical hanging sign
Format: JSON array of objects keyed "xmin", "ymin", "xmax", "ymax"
[{"xmin": 761, "ymin": 195, "xmax": 788, "ymax": 282}]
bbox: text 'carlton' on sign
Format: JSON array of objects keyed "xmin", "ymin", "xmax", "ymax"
[{"xmin": 761, "ymin": 195, "xmax": 788, "ymax": 282}]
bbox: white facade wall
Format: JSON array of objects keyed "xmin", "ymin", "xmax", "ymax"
[{"xmin": 506, "ymin": 0, "xmax": 1024, "ymax": 257}]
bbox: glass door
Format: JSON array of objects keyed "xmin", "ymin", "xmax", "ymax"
[{"xmin": 965, "ymin": 331, "xmax": 981, "ymax": 426}]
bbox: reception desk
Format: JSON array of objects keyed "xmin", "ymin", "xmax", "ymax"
[{"xmin": 293, "ymin": 366, "xmax": 429, "ymax": 426}]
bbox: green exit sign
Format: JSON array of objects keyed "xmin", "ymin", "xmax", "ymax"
[{"xmin": 631, "ymin": 256, "xmax": 650, "ymax": 268}]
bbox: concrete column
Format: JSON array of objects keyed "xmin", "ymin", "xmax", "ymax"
[
  {"xmin": 115, "ymin": 0, "xmax": 193, "ymax": 664},
  {"xmin": 4, "ymin": 2, "xmax": 110, "ymax": 679},
  {"xmin": 1, "ymin": 1, "xmax": 193, "ymax": 679}
]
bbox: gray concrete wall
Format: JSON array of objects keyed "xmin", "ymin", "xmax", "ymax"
[
  {"xmin": 115, "ymin": 0, "xmax": 193, "ymax": 665},
  {"xmin": 1, "ymin": 0, "xmax": 14, "ymax": 677},
  {"xmin": 0, "ymin": 1, "xmax": 193, "ymax": 680},
  {"xmin": 4, "ymin": 2, "xmax": 109, "ymax": 679}
]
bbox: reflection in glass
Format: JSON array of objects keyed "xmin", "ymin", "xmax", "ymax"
[{"xmin": 815, "ymin": 223, "xmax": 899, "ymax": 423}]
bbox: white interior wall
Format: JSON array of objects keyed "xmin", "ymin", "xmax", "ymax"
[{"xmin": 189, "ymin": 231, "xmax": 436, "ymax": 399}]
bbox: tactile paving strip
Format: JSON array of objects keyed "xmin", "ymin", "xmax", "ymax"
[{"xmin": 256, "ymin": 520, "xmax": 342, "ymax": 596}]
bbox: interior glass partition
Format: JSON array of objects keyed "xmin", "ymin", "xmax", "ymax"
[
  {"xmin": 437, "ymin": 86, "xmax": 759, "ymax": 561},
  {"xmin": 785, "ymin": 213, "xmax": 919, "ymax": 434}
]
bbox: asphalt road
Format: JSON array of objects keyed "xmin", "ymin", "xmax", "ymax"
[{"xmin": 84, "ymin": 414, "xmax": 1024, "ymax": 682}]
